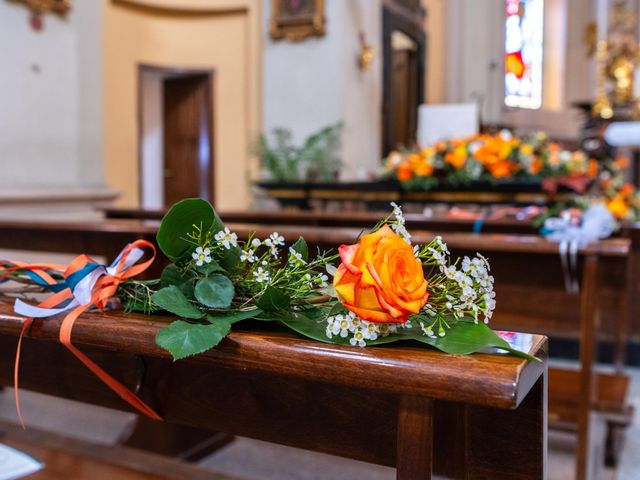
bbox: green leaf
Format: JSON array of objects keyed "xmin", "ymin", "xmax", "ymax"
[
  {"xmin": 160, "ymin": 264, "xmax": 196, "ymax": 297},
  {"xmin": 151, "ymin": 285, "xmax": 204, "ymax": 319},
  {"xmin": 290, "ymin": 237, "xmax": 308, "ymax": 262},
  {"xmin": 160, "ymin": 264, "xmax": 195, "ymax": 287},
  {"xmin": 207, "ymin": 308, "xmax": 263, "ymax": 324},
  {"xmin": 157, "ymin": 198, "xmax": 226, "ymax": 262},
  {"xmin": 277, "ymin": 310, "xmax": 538, "ymax": 362},
  {"xmin": 197, "ymin": 260, "xmax": 225, "ymax": 275},
  {"xmin": 218, "ymin": 246, "xmax": 241, "ymax": 273},
  {"xmin": 194, "ymin": 274, "xmax": 235, "ymax": 309},
  {"xmin": 156, "ymin": 319, "xmax": 232, "ymax": 360},
  {"xmin": 404, "ymin": 320, "xmax": 539, "ymax": 362},
  {"xmin": 257, "ymin": 286, "xmax": 291, "ymax": 312}
]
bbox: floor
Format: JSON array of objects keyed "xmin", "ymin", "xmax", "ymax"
[{"xmin": 0, "ymin": 364, "xmax": 637, "ymax": 479}]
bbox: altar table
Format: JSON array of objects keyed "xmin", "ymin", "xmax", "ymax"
[{"xmin": 0, "ymin": 302, "xmax": 548, "ymax": 479}]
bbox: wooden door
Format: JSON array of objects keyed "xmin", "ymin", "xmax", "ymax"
[
  {"xmin": 162, "ymin": 75, "xmax": 213, "ymax": 207},
  {"xmin": 381, "ymin": 2, "xmax": 426, "ymax": 155},
  {"xmin": 390, "ymin": 48, "xmax": 419, "ymax": 149}
]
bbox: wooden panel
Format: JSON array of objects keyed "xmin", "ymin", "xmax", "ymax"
[
  {"xmin": 0, "ymin": 302, "xmax": 546, "ymax": 410},
  {"xmin": 162, "ymin": 75, "xmax": 213, "ymax": 207}
]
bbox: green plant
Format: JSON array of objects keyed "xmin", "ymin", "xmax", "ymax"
[{"xmin": 257, "ymin": 123, "xmax": 343, "ymax": 182}]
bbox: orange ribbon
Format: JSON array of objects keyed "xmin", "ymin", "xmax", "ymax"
[{"xmin": 11, "ymin": 240, "xmax": 162, "ymax": 427}]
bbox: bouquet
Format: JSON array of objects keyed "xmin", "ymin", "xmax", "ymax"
[
  {"xmin": 111, "ymin": 199, "xmax": 532, "ymax": 361},
  {"xmin": 384, "ymin": 130, "xmax": 598, "ymax": 191}
]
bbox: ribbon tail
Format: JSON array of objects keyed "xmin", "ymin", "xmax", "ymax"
[
  {"xmin": 14, "ymin": 317, "xmax": 33, "ymax": 429},
  {"xmin": 59, "ymin": 305, "xmax": 162, "ymax": 421}
]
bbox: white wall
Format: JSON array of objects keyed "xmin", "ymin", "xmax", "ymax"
[
  {"xmin": 0, "ymin": 1, "xmax": 104, "ymax": 190},
  {"xmin": 262, "ymin": 0, "xmax": 382, "ymax": 179},
  {"xmin": 140, "ymin": 72, "xmax": 164, "ymax": 209}
]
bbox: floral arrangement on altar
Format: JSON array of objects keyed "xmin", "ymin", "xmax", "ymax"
[
  {"xmin": 383, "ymin": 130, "xmax": 598, "ymax": 191},
  {"xmin": 0, "ymin": 199, "xmax": 537, "ymax": 422}
]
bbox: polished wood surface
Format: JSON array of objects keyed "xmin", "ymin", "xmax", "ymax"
[
  {"xmin": 0, "ymin": 420, "xmax": 240, "ymax": 480},
  {"xmin": 0, "ymin": 302, "xmax": 544, "ymax": 409},
  {"xmin": 0, "ymin": 300, "xmax": 548, "ymax": 479}
]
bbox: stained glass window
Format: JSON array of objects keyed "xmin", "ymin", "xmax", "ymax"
[{"xmin": 504, "ymin": 0, "xmax": 544, "ymax": 109}]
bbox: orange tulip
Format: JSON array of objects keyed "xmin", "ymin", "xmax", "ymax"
[{"xmin": 333, "ymin": 225, "xmax": 428, "ymax": 323}]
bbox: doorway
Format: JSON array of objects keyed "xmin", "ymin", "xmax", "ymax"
[
  {"xmin": 381, "ymin": 2, "xmax": 426, "ymax": 155},
  {"xmin": 138, "ymin": 66, "xmax": 214, "ymax": 209}
]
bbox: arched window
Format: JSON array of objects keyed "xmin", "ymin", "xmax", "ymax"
[{"xmin": 504, "ymin": 0, "xmax": 544, "ymax": 109}]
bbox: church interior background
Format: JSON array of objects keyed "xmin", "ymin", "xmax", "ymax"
[{"xmin": 0, "ymin": 1, "xmax": 640, "ymax": 479}]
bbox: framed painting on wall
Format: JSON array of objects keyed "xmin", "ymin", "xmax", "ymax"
[{"xmin": 270, "ymin": 0, "xmax": 325, "ymax": 42}]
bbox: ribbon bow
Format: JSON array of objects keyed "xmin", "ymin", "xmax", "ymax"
[
  {"xmin": 2, "ymin": 240, "xmax": 162, "ymax": 426},
  {"xmin": 541, "ymin": 205, "xmax": 616, "ymax": 293}
]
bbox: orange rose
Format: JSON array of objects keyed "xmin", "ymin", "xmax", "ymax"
[{"xmin": 333, "ymin": 225, "xmax": 428, "ymax": 323}]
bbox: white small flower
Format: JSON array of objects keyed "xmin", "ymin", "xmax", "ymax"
[
  {"xmin": 316, "ymin": 273, "xmax": 329, "ymax": 288},
  {"xmin": 419, "ymin": 321, "xmax": 436, "ymax": 338},
  {"xmin": 336, "ymin": 314, "xmax": 350, "ymax": 338},
  {"xmin": 268, "ymin": 232, "xmax": 285, "ymax": 246},
  {"xmin": 192, "ymin": 246, "xmax": 212, "ymax": 267},
  {"xmin": 253, "ymin": 267, "xmax": 270, "ymax": 283},
  {"xmin": 214, "ymin": 227, "xmax": 238, "ymax": 249},
  {"xmin": 240, "ymin": 249, "xmax": 256, "ymax": 263},
  {"xmin": 362, "ymin": 321, "xmax": 379, "ymax": 341},
  {"xmin": 251, "ymin": 238, "xmax": 262, "ymax": 248},
  {"xmin": 499, "ymin": 129, "xmax": 513, "ymax": 141},
  {"xmin": 349, "ymin": 328, "xmax": 367, "ymax": 347},
  {"xmin": 288, "ymin": 247, "xmax": 305, "ymax": 265}
]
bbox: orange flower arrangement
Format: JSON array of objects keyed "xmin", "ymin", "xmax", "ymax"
[
  {"xmin": 333, "ymin": 225, "xmax": 428, "ymax": 323},
  {"xmin": 383, "ymin": 130, "xmax": 601, "ymax": 191},
  {"xmin": 607, "ymin": 183, "xmax": 636, "ymax": 219},
  {"xmin": 445, "ymin": 145, "xmax": 468, "ymax": 169}
]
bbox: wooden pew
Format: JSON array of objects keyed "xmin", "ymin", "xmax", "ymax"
[
  {"xmin": 0, "ymin": 219, "xmax": 630, "ymax": 478},
  {"xmin": 0, "ymin": 301, "xmax": 548, "ymax": 479}
]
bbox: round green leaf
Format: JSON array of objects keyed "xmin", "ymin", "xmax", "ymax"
[
  {"xmin": 157, "ymin": 198, "xmax": 225, "ymax": 262},
  {"xmin": 194, "ymin": 274, "xmax": 235, "ymax": 309}
]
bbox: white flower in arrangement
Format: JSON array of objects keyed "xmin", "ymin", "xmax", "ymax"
[
  {"xmin": 350, "ymin": 328, "xmax": 367, "ymax": 347},
  {"xmin": 288, "ymin": 247, "xmax": 306, "ymax": 265},
  {"xmin": 444, "ymin": 265, "xmax": 459, "ymax": 279},
  {"xmin": 253, "ymin": 267, "xmax": 270, "ymax": 283},
  {"xmin": 468, "ymin": 141, "xmax": 482, "ymax": 154},
  {"xmin": 264, "ymin": 232, "xmax": 285, "ymax": 247},
  {"xmin": 390, "ymin": 202, "xmax": 411, "ymax": 244},
  {"xmin": 325, "ymin": 311, "xmax": 399, "ymax": 346},
  {"xmin": 316, "ymin": 273, "xmax": 329, "ymax": 288},
  {"xmin": 192, "ymin": 247, "xmax": 212, "ymax": 267},
  {"xmin": 362, "ymin": 321, "xmax": 378, "ymax": 341},
  {"xmin": 214, "ymin": 227, "xmax": 238, "ymax": 249},
  {"xmin": 434, "ymin": 235, "xmax": 450, "ymax": 255},
  {"xmin": 419, "ymin": 321, "xmax": 436, "ymax": 338},
  {"xmin": 413, "ymin": 245, "xmax": 420, "ymax": 258},
  {"xmin": 559, "ymin": 150, "xmax": 572, "ymax": 164},
  {"xmin": 240, "ymin": 249, "xmax": 256, "ymax": 263},
  {"xmin": 499, "ymin": 129, "xmax": 513, "ymax": 141},
  {"xmin": 251, "ymin": 238, "xmax": 262, "ymax": 248}
]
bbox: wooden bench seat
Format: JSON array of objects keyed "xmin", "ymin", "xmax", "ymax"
[{"xmin": 0, "ymin": 301, "xmax": 548, "ymax": 479}]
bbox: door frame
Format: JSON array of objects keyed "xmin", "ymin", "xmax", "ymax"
[
  {"xmin": 381, "ymin": 2, "xmax": 426, "ymax": 156},
  {"xmin": 137, "ymin": 63, "xmax": 216, "ymax": 208}
]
